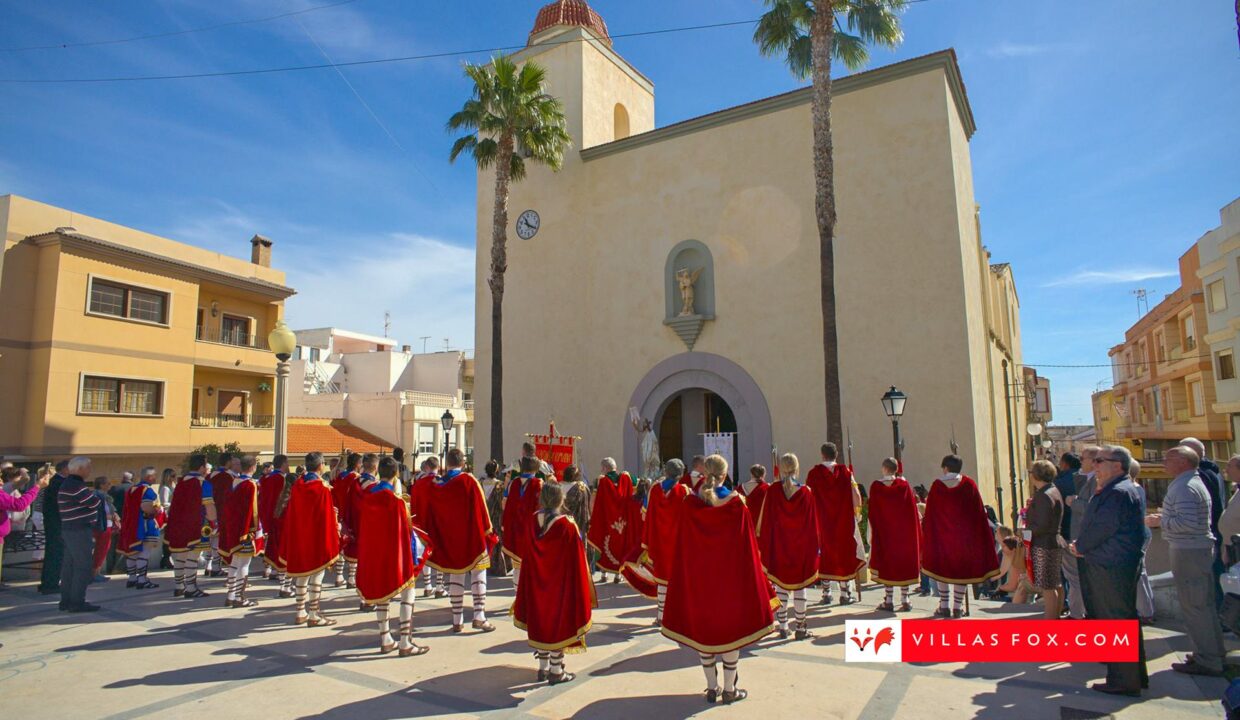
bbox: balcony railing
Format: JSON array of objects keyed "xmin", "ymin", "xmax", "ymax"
[
  {"xmin": 191, "ymin": 414, "xmax": 274, "ymax": 429},
  {"xmin": 196, "ymin": 326, "xmax": 269, "ymax": 351},
  {"xmin": 401, "ymin": 391, "xmax": 467, "ymax": 408},
  {"xmin": 1173, "ymin": 408, "xmax": 1191, "ymax": 423}
]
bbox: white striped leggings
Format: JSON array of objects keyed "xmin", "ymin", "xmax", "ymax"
[
  {"xmin": 699, "ymin": 650, "xmax": 741, "ymax": 692},
  {"xmin": 448, "ymin": 568, "xmax": 487, "ymax": 625},
  {"xmin": 375, "ymin": 586, "xmax": 417, "ymax": 650}
]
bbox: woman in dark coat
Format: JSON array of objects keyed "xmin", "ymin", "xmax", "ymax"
[{"xmin": 1026, "ymin": 459, "xmax": 1064, "ymax": 619}]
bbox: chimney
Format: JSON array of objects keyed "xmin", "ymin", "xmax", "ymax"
[
  {"xmin": 401, "ymin": 345, "xmax": 412, "ymax": 353},
  {"xmin": 250, "ymin": 234, "xmax": 273, "ymax": 267}
]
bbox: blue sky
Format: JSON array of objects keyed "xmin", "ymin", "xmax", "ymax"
[{"xmin": 2, "ymin": 1, "xmax": 1237, "ymax": 423}]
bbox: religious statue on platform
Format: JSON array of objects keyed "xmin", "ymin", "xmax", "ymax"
[
  {"xmin": 676, "ymin": 266, "xmax": 704, "ymax": 317},
  {"xmin": 630, "ymin": 408, "xmax": 661, "ymax": 480}
]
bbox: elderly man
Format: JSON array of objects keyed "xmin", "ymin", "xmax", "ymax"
[
  {"xmin": 1062, "ymin": 446, "xmax": 1100, "ymax": 619},
  {"xmin": 1070, "ymin": 446, "xmax": 1147, "ymax": 696},
  {"xmin": 1148, "ymin": 445, "xmax": 1225, "ymax": 676},
  {"xmin": 58, "ymin": 457, "xmax": 102, "ymax": 613},
  {"xmin": 1218, "ymin": 455, "xmax": 1240, "ymax": 561}
]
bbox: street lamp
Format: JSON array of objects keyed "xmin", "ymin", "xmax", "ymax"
[
  {"xmin": 440, "ymin": 409, "xmax": 455, "ymax": 467},
  {"xmin": 267, "ymin": 320, "xmax": 297, "ymax": 456},
  {"xmin": 880, "ymin": 386, "xmax": 908, "ymax": 462}
]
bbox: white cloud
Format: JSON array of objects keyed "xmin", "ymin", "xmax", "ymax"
[
  {"xmin": 986, "ymin": 42, "xmax": 1085, "ymax": 59},
  {"xmin": 1042, "ymin": 268, "xmax": 1177, "ymax": 288}
]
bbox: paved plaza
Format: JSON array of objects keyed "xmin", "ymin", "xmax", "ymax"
[{"xmin": 0, "ymin": 572, "xmax": 1230, "ymax": 719}]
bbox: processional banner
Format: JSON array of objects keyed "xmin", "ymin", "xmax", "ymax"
[{"xmin": 528, "ymin": 422, "xmax": 579, "ymax": 478}]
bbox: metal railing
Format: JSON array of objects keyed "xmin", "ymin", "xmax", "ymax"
[
  {"xmin": 191, "ymin": 414, "xmax": 275, "ymax": 429},
  {"xmin": 196, "ymin": 326, "xmax": 269, "ymax": 351},
  {"xmin": 305, "ymin": 362, "xmax": 340, "ymax": 394},
  {"xmin": 401, "ymin": 390, "xmax": 463, "ymax": 408}
]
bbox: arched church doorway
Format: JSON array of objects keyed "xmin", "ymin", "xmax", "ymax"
[
  {"xmin": 656, "ymin": 390, "xmax": 738, "ymax": 465},
  {"xmin": 624, "ymin": 352, "xmax": 771, "ymax": 478}
]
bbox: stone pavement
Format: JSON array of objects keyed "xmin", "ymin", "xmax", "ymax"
[{"xmin": 0, "ymin": 572, "xmax": 1229, "ymax": 719}]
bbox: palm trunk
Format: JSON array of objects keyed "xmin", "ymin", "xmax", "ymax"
[
  {"xmin": 811, "ymin": 5, "xmax": 843, "ymax": 449},
  {"xmin": 489, "ymin": 131, "xmax": 515, "ymax": 463}
]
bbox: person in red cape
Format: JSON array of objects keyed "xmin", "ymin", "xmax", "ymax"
[
  {"xmin": 281, "ymin": 452, "xmax": 342, "ymax": 627},
  {"xmin": 165, "ymin": 454, "xmax": 216, "ymax": 599},
  {"xmin": 805, "ymin": 442, "xmax": 864, "ymax": 604},
  {"xmin": 220, "ymin": 455, "xmax": 264, "ymax": 609},
  {"xmin": 513, "ymin": 482, "xmax": 595, "ymax": 685},
  {"xmin": 330, "ymin": 451, "xmax": 362, "ymax": 589},
  {"xmin": 921, "ymin": 454, "xmax": 1000, "ymax": 618},
  {"xmin": 423, "ymin": 447, "xmax": 496, "ymax": 633},
  {"xmin": 867, "ymin": 457, "xmax": 922, "ymax": 613},
  {"xmin": 207, "ymin": 452, "xmax": 239, "ymax": 578},
  {"xmin": 680, "ymin": 455, "xmax": 705, "ymax": 490},
  {"xmin": 501, "ymin": 456, "xmax": 544, "ymax": 594},
  {"xmin": 640, "ymin": 458, "xmax": 690, "ymax": 625},
  {"xmin": 756, "ymin": 453, "xmax": 819, "ymax": 640},
  {"xmin": 258, "ymin": 454, "xmax": 293, "ymax": 598},
  {"xmin": 586, "ymin": 458, "xmax": 638, "ymax": 582},
  {"xmin": 118, "ymin": 466, "xmax": 162, "ymax": 590},
  {"xmin": 663, "ymin": 454, "xmax": 775, "ymax": 706},
  {"xmin": 738, "ymin": 464, "xmax": 771, "ymax": 515},
  {"xmin": 357, "ymin": 456, "xmax": 432, "ymax": 657},
  {"xmin": 411, "ymin": 457, "xmax": 447, "ymax": 598}
]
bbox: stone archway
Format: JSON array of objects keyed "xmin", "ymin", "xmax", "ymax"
[{"xmin": 623, "ymin": 352, "xmax": 772, "ymax": 477}]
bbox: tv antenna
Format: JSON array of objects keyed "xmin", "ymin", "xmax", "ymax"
[
  {"xmin": 419, "ymin": 336, "xmax": 430, "ymax": 353},
  {"xmin": 383, "ymin": 311, "xmax": 391, "ymax": 338},
  {"xmin": 1132, "ymin": 288, "xmax": 1149, "ymax": 319}
]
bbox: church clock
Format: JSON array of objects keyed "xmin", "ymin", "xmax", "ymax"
[{"xmin": 516, "ymin": 209, "xmax": 540, "ymax": 240}]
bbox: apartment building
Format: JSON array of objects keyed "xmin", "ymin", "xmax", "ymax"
[
  {"xmin": 0, "ymin": 195, "xmax": 294, "ymax": 476},
  {"xmin": 1108, "ymin": 244, "xmax": 1231, "ymax": 478},
  {"xmin": 1197, "ymin": 197, "xmax": 1240, "ymax": 445}
]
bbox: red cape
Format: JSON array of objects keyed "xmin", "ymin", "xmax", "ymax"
[
  {"xmin": 921, "ymin": 475, "xmax": 1000, "ymax": 584},
  {"xmin": 209, "ymin": 470, "xmax": 233, "ymax": 549},
  {"xmin": 643, "ymin": 480, "xmax": 689, "ymax": 584},
  {"xmin": 257, "ymin": 471, "xmax": 286, "ymax": 570},
  {"xmin": 512, "ymin": 514, "xmax": 595, "ymax": 652},
  {"xmin": 220, "ymin": 478, "xmax": 263, "ymax": 560},
  {"xmin": 408, "ymin": 473, "xmax": 434, "ymax": 526},
  {"xmin": 118, "ymin": 482, "xmax": 153, "ymax": 556},
  {"xmin": 806, "ymin": 463, "xmax": 864, "ymax": 580},
  {"xmin": 755, "ymin": 484, "xmax": 821, "ymax": 590},
  {"xmin": 500, "ymin": 475, "xmax": 543, "ymax": 565},
  {"xmin": 738, "ymin": 480, "xmax": 770, "ymax": 519},
  {"xmin": 867, "ymin": 478, "xmax": 922, "ymax": 586},
  {"xmin": 586, "ymin": 472, "xmax": 639, "ymax": 572},
  {"xmin": 356, "ymin": 485, "xmax": 430, "ymax": 603},
  {"xmin": 280, "ymin": 475, "xmax": 341, "ymax": 577},
  {"xmin": 423, "ymin": 471, "xmax": 494, "ymax": 574},
  {"xmin": 662, "ymin": 492, "xmax": 776, "ymax": 653},
  {"xmin": 166, "ymin": 474, "xmax": 210, "ymax": 552},
  {"xmin": 332, "ymin": 471, "xmax": 362, "ymax": 561},
  {"xmin": 621, "ymin": 541, "xmax": 659, "ymax": 599}
]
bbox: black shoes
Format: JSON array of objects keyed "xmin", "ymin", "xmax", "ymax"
[
  {"xmin": 1089, "ymin": 682, "xmax": 1139, "ymax": 697},
  {"xmin": 65, "ymin": 602, "xmax": 101, "ymax": 613}
]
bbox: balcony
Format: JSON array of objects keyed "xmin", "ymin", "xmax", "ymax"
[
  {"xmin": 196, "ymin": 325, "xmax": 269, "ymax": 351},
  {"xmin": 191, "ymin": 414, "xmax": 275, "ymax": 429}
]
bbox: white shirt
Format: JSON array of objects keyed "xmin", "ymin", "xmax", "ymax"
[{"xmin": 936, "ymin": 472, "xmax": 962, "ymax": 488}]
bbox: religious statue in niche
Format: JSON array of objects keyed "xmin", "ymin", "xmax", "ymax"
[
  {"xmin": 675, "ymin": 267, "xmax": 704, "ymax": 317},
  {"xmin": 630, "ymin": 407, "xmax": 661, "ymax": 480}
]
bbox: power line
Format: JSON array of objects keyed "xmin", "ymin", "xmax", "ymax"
[
  {"xmin": 1022, "ymin": 354, "xmax": 1214, "ymax": 369},
  {"xmin": 0, "ymin": 18, "xmax": 763, "ymax": 84},
  {"xmin": 0, "ymin": 0, "xmax": 362, "ymax": 53}
]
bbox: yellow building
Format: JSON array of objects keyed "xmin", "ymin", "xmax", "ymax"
[
  {"xmin": 1091, "ymin": 388, "xmax": 1140, "ymax": 457},
  {"xmin": 472, "ymin": 2, "xmax": 1030, "ymax": 516},
  {"xmin": 0, "ymin": 195, "xmax": 295, "ymax": 476}
]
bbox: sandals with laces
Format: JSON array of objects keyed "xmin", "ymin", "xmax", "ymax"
[
  {"xmin": 472, "ymin": 620, "xmax": 496, "ymax": 633},
  {"xmin": 704, "ymin": 687, "xmax": 721, "ymax": 704},
  {"xmin": 380, "ymin": 641, "xmax": 398, "ymax": 654},
  {"xmin": 548, "ymin": 671, "xmax": 576, "ymax": 685},
  {"xmin": 307, "ymin": 616, "xmax": 338, "ymax": 627},
  {"xmin": 722, "ymin": 689, "xmax": 748, "ymax": 704},
  {"xmin": 400, "ymin": 643, "xmax": 430, "ymax": 657}
]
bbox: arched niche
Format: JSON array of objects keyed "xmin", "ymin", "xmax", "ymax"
[
  {"xmin": 614, "ymin": 103, "xmax": 630, "ymax": 141},
  {"xmin": 664, "ymin": 239, "xmax": 714, "ymax": 321}
]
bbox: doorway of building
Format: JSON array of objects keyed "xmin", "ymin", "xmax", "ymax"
[{"xmin": 657, "ymin": 389, "xmax": 738, "ymax": 465}]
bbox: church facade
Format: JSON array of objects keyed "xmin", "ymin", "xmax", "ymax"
[{"xmin": 472, "ymin": 1, "xmax": 1031, "ymax": 512}]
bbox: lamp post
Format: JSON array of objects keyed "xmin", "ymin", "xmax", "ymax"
[
  {"xmin": 880, "ymin": 386, "xmax": 908, "ymax": 462},
  {"xmin": 440, "ymin": 409, "xmax": 455, "ymax": 467},
  {"xmin": 1024, "ymin": 421, "xmax": 1043, "ymax": 509},
  {"xmin": 267, "ymin": 320, "xmax": 298, "ymax": 457}
]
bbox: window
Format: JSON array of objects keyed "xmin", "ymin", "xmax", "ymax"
[
  {"xmin": 1209, "ymin": 280, "xmax": 1228, "ymax": 313},
  {"xmin": 1190, "ymin": 380, "xmax": 1205, "ymax": 416},
  {"xmin": 1220, "ymin": 350, "xmax": 1236, "ymax": 381},
  {"xmin": 87, "ymin": 277, "xmax": 169, "ymax": 325},
  {"xmin": 1183, "ymin": 315, "xmax": 1197, "ymax": 351},
  {"xmin": 79, "ymin": 375, "xmax": 163, "ymax": 416},
  {"xmin": 417, "ymin": 425, "xmax": 435, "ymax": 454},
  {"xmin": 1154, "ymin": 330, "xmax": 1166, "ymax": 362},
  {"xmin": 221, "ymin": 315, "xmax": 252, "ymax": 347},
  {"xmin": 196, "ymin": 308, "xmax": 205, "ymax": 340}
]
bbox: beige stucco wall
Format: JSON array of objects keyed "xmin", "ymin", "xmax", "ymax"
[
  {"xmin": 1198, "ymin": 198, "xmax": 1240, "ymax": 414},
  {"xmin": 473, "ymin": 47, "xmax": 1020, "ymax": 504}
]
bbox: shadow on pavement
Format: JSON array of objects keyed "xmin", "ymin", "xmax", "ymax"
[{"xmin": 294, "ymin": 664, "xmax": 533, "ymax": 718}]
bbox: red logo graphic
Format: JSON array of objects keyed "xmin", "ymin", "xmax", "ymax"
[{"xmin": 850, "ymin": 626, "xmax": 896, "ymax": 653}]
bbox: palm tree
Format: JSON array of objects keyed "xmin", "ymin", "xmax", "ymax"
[
  {"xmin": 448, "ymin": 54, "xmax": 571, "ymax": 463},
  {"xmin": 754, "ymin": 0, "xmax": 905, "ymax": 447}
]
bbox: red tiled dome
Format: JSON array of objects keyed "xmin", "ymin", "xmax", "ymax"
[{"xmin": 529, "ymin": 0, "xmax": 611, "ymax": 47}]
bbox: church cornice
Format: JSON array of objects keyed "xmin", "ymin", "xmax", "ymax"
[{"xmin": 581, "ymin": 49, "xmax": 975, "ymax": 162}]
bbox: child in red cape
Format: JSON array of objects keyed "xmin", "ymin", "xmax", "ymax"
[
  {"xmin": 639, "ymin": 458, "xmax": 690, "ymax": 625},
  {"xmin": 410, "ymin": 457, "xmax": 447, "ymax": 598},
  {"xmin": 118, "ymin": 467, "xmax": 161, "ymax": 590},
  {"xmin": 220, "ymin": 455, "xmax": 264, "ymax": 609},
  {"xmin": 207, "ymin": 453, "xmax": 239, "ymax": 578},
  {"xmin": 586, "ymin": 459, "xmax": 638, "ymax": 582},
  {"xmin": 281, "ymin": 451, "xmax": 342, "ymax": 627},
  {"xmin": 501, "ymin": 456, "xmax": 544, "ymax": 594},
  {"xmin": 756, "ymin": 453, "xmax": 819, "ymax": 640},
  {"xmin": 805, "ymin": 442, "xmax": 864, "ymax": 604},
  {"xmin": 921, "ymin": 454, "xmax": 1000, "ymax": 618},
  {"xmin": 356, "ymin": 456, "xmax": 432, "ymax": 657},
  {"xmin": 867, "ymin": 457, "xmax": 922, "ymax": 613},
  {"xmin": 331, "ymin": 451, "xmax": 362, "ymax": 589},
  {"xmin": 165, "ymin": 454, "xmax": 216, "ymax": 599},
  {"xmin": 513, "ymin": 481, "xmax": 595, "ymax": 685},
  {"xmin": 258, "ymin": 455, "xmax": 293, "ymax": 598},
  {"xmin": 423, "ymin": 448, "xmax": 496, "ymax": 633},
  {"xmin": 663, "ymin": 454, "xmax": 775, "ymax": 706}
]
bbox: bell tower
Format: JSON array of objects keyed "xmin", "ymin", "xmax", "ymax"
[{"xmin": 517, "ymin": 0, "xmax": 655, "ymax": 151}]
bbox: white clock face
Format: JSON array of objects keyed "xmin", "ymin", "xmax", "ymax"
[{"xmin": 516, "ymin": 209, "xmax": 540, "ymax": 240}]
